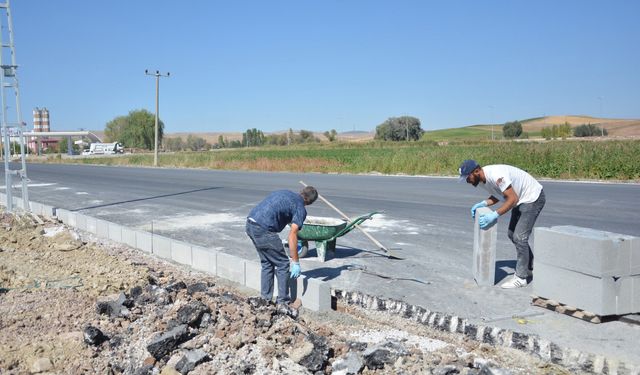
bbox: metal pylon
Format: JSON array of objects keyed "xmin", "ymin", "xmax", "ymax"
[{"xmin": 0, "ymin": 0, "xmax": 29, "ymax": 212}]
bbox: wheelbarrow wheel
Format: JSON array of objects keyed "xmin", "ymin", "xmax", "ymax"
[{"xmin": 298, "ymin": 241, "xmax": 309, "ymax": 258}]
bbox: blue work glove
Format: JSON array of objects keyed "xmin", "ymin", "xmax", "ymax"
[
  {"xmin": 471, "ymin": 200, "xmax": 487, "ymax": 218},
  {"xmin": 479, "ymin": 211, "xmax": 499, "ymax": 229},
  {"xmin": 290, "ymin": 262, "xmax": 301, "ymax": 279}
]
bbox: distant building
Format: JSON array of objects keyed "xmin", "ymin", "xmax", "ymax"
[
  {"xmin": 33, "ymin": 107, "xmax": 50, "ymax": 132},
  {"xmin": 30, "ymin": 107, "xmax": 57, "ymax": 152}
]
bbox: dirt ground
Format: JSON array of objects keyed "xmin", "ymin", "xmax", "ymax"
[{"xmin": 0, "ymin": 210, "xmax": 572, "ymax": 374}]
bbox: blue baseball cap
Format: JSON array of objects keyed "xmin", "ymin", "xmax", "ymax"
[{"xmin": 458, "ymin": 159, "xmax": 479, "ymax": 182}]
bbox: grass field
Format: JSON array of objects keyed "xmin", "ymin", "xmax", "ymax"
[
  {"xmin": 421, "ymin": 125, "xmax": 496, "ymax": 141},
  {"xmin": 44, "ymin": 139, "xmax": 640, "ymax": 181}
]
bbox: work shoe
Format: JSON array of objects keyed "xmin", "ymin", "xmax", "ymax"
[{"xmin": 500, "ymin": 275, "xmax": 528, "ymax": 289}]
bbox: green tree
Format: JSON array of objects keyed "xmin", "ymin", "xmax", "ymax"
[
  {"xmin": 186, "ymin": 135, "xmax": 208, "ymax": 151},
  {"xmin": 58, "ymin": 139, "xmax": 81, "ymax": 154},
  {"xmin": 217, "ymin": 135, "xmax": 226, "ymax": 148},
  {"xmin": 265, "ymin": 133, "xmax": 288, "ymax": 146},
  {"xmin": 374, "ymin": 116, "xmax": 423, "ymax": 141},
  {"xmin": 288, "ymin": 128, "xmax": 295, "ymax": 145},
  {"xmin": 164, "ymin": 137, "xmax": 184, "ymax": 151},
  {"xmin": 242, "ymin": 128, "xmax": 265, "ymax": 147},
  {"xmin": 558, "ymin": 123, "xmax": 572, "ymax": 139},
  {"xmin": 574, "ymin": 123, "xmax": 607, "ymax": 137},
  {"xmin": 324, "ymin": 129, "xmax": 338, "ymax": 142},
  {"xmin": 502, "ymin": 121, "xmax": 523, "ymax": 138},
  {"xmin": 299, "ymin": 130, "xmax": 319, "ymax": 143},
  {"xmin": 105, "ymin": 109, "xmax": 163, "ymax": 150}
]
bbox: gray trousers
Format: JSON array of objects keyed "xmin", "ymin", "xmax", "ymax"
[
  {"xmin": 245, "ymin": 220, "xmax": 291, "ymax": 304},
  {"xmin": 507, "ymin": 190, "xmax": 546, "ymax": 279}
]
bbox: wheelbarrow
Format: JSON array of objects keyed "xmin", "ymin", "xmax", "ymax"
[{"xmin": 294, "ymin": 212, "xmax": 379, "ymax": 262}]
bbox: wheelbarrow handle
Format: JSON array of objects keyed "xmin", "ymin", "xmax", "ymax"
[{"xmin": 332, "ymin": 211, "xmax": 381, "ymax": 239}]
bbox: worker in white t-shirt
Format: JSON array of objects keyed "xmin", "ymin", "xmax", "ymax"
[{"xmin": 458, "ymin": 159, "xmax": 546, "ymax": 289}]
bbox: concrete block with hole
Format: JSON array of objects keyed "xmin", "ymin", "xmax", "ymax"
[{"xmin": 472, "ymin": 207, "xmax": 497, "ymax": 286}]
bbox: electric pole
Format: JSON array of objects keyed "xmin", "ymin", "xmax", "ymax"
[{"xmin": 145, "ymin": 69, "xmax": 170, "ymax": 166}]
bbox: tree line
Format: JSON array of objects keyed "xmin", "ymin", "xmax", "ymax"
[
  {"xmin": 502, "ymin": 120, "xmax": 608, "ymax": 140},
  {"xmin": 102, "ymin": 110, "xmax": 426, "ymax": 152}
]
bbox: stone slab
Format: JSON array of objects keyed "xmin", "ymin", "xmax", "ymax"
[
  {"xmin": 534, "ymin": 226, "xmax": 636, "ymax": 277},
  {"xmin": 632, "ymin": 237, "xmax": 640, "ymax": 276},
  {"xmin": 122, "ymin": 227, "xmax": 137, "ymax": 248},
  {"xmin": 85, "ymin": 216, "xmax": 97, "ymax": 234},
  {"xmin": 152, "ymin": 235, "xmax": 172, "ymax": 259},
  {"xmin": 136, "ymin": 231, "xmax": 152, "ymax": 253},
  {"xmin": 171, "ymin": 240, "xmax": 193, "ymax": 266},
  {"xmin": 473, "ymin": 206, "xmax": 497, "ymax": 286},
  {"xmin": 66, "ymin": 211, "xmax": 77, "ymax": 227},
  {"xmin": 29, "ymin": 201, "xmax": 44, "ymax": 217},
  {"xmin": 108, "ymin": 222, "xmax": 122, "ymax": 242},
  {"xmin": 55, "ymin": 208, "xmax": 69, "ymax": 224},
  {"xmin": 533, "ymin": 261, "xmax": 637, "ymax": 316},
  {"xmin": 191, "ymin": 246, "xmax": 217, "ymax": 274},
  {"xmin": 291, "ymin": 275, "xmax": 331, "ymax": 312},
  {"xmin": 75, "ymin": 213, "xmax": 88, "ymax": 231},
  {"xmin": 41, "ymin": 204, "xmax": 56, "ymax": 219},
  {"xmin": 96, "ymin": 219, "xmax": 109, "ymax": 239},
  {"xmin": 216, "ymin": 252, "xmax": 245, "ymax": 285},
  {"xmin": 244, "ymin": 260, "xmax": 261, "ymax": 291}
]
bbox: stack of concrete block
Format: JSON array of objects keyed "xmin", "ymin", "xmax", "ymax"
[
  {"xmin": 472, "ymin": 207, "xmax": 497, "ymax": 286},
  {"xmin": 533, "ymin": 225, "xmax": 639, "ymax": 316}
]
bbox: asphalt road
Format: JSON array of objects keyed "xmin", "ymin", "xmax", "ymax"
[{"xmin": 2, "ymin": 163, "xmax": 640, "ymax": 364}]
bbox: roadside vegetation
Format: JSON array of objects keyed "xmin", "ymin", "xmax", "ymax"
[
  {"xmin": 43, "ymin": 139, "xmax": 640, "ymax": 181},
  {"xmin": 31, "ymin": 112, "xmax": 639, "ymax": 181}
]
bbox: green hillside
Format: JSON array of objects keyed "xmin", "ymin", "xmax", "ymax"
[{"xmin": 421, "ymin": 125, "xmax": 500, "ymax": 141}]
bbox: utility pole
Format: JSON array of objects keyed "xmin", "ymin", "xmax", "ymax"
[
  {"xmin": 489, "ymin": 105, "xmax": 495, "ymax": 141},
  {"xmin": 1, "ymin": 0, "xmax": 29, "ymax": 212},
  {"xmin": 145, "ymin": 69, "xmax": 169, "ymax": 167}
]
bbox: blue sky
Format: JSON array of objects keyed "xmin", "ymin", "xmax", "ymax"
[{"xmin": 9, "ymin": 1, "xmax": 640, "ymax": 133}]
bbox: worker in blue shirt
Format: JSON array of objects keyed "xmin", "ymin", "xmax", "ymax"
[{"xmin": 246, "ymin": 186, "xmax": 318, "ymax": 308}]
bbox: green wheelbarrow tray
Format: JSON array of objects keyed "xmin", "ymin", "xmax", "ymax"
[{"xmin": 295, "ymin": 211, "xmax": 380, "ymax": 262}]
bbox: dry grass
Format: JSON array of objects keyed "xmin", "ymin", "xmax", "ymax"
[
  {"xmin": 521, "ymin": 116, "xmax": 640, "ymax": 137},
  {"xmin": 162, "ymin": 156, "xmax": 344, "ymax": 172}
]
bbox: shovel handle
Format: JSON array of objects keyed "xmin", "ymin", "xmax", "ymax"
[{"xmin": 299, "ymin": 181, "xmax": 389, "ymax": 251}]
